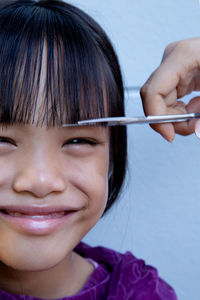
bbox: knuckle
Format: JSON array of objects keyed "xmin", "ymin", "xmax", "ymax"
[
  {"xmin": 163, "ymin": 41, "xmax": 179, "ymax": 57},
  {"xmin": 166, "ymin": 41, "xmax": 178, "ymax": 51},
  {"xmin": 140, "ymin": 86, "xmax": 147, "ymax": 98},
  {"xmin": 140, "ymin": 81, "xmax": 152, "ymax": 100}
]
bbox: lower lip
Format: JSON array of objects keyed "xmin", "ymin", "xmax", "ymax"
[{"xmin": 0, "ymin": 211, "xmax": 78, "ymax": 235}]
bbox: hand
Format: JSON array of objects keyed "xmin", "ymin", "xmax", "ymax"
[{"xmin": 140, "ymin": 38, "xmax": 200, "ymax": 142}]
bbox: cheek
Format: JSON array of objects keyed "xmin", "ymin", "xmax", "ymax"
[
  {"xmin": 77, "ymin": 169, "xmax": 109, "ymax": 228},
  {"xmin": 66, "ymin": 150, "xmax": 109, "ymax": 214},
  {"xmin": 0, "ymin": 159, "xmax": 16, "ymax": 187}
]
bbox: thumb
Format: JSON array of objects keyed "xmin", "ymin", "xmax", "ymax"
[
  {"xmin": 195, "ymin": 119, "xmax": 200, "ymax": 138},
  {"xmin": 187, "ymin": 96, "xmax": 200, "ymax": 133}
]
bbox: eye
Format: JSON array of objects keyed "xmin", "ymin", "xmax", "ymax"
[
  {"xmin": 64, "ymin": 138, "xmax": 97, "ymax": 146},
  {"xmin": 0, "ymin": 137, "xmax": 16, "ymax": 146}
]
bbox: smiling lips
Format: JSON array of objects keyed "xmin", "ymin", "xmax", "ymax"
[
  {"xmin": 0, "ymin": 205, "xmax": 81, "ymax": 234},
  {"xmin": 0, "ymin": 205, "xmax": 80, "ymax": 216},
  {"xmin": 2, "ymin": 210, "xmax": 66, "ymax": 218},
  {"xmin": 1, "ymin": 209, "xmax": 67, "ymax": 220}
]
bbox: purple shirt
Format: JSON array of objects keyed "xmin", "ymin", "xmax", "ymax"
[{"xmin": 0, "ymin": 242, "xmax": 178, "ymax": 300}]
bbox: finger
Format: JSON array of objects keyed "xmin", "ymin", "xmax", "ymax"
[
  {"xmin": 173, "ymin": 97, "xmax": 200, "ymax": 135},
  {"xmin": 161, "ymin": 41, "xmax": 178, "ymax": 62},
  {"xmin": 141, "ymin": 54, "xmax": 199, "ymax": 140},
  {"xmin": 163, "ymin": 39, "xmax": 200, "ymax": 97},
  {"xmin": 143, "ymin": 94, "xmax": 200, "ymax": 140},
  {"xmin": 142, "ymin": 39, "xmax": 200, "ymax": 104},
  {"xmin": 151, "ymin": 100, "xmax": 187, "ymax": 141},
  {"xmin": 141, "ymin": 88, "xmax": 179, "ymax": 142},
  {"xmin": 150, "ymin": 123, "xmax": 175, "ymax": 142}
]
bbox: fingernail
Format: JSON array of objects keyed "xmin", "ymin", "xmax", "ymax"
[
  {"xmin": 195, "ymin": 120, "xmax": 200, "ymax": 138},
  {"xmin": 161, "ymin": 133, "xmax": 174, "ymax": 143},
  {"xmin": 168, "ymin": 136, "xmax": 174, "ymax": 143},
  {"xmin": 163, "ymin": 124, "xmax": 175, "ymax": 143}
]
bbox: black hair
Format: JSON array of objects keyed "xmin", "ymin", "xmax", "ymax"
[{"xmin": 0, "ymin": 0, "xmax": 127, "ymax": 213}]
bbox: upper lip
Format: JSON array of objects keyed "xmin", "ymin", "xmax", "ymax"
[{"xmin": 0, "ymin": 205, "xmax": 82, "ymax": 215}]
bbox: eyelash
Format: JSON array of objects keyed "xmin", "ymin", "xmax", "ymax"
[
  {"xmin": 0, "ymin": 137, "xmax": 97, "ymax": 147},
  {"xmin": 64, "ymin": 138, "xmax": 97, "ymax": 146},
  {"xmin": 0, "ymin": 137, "xmax": 16, "ymax": 146}
]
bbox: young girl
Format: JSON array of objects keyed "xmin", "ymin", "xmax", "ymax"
[{"xmin": 0, "ymin": 0, "xmax": 177, "ymax": 299}]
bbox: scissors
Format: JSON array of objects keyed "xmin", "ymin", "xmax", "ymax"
[{"xmin": 62, "ymin": 112, "xmax": 200, "ymax": 127}]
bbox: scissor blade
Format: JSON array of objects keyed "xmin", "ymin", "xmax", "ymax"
[
  {"xmin": 61, "ymin": 113, "xmax": 200, "ymax": 127},
  {"xmin": 75, "ymin": 113, "xmax": 200, "ymax": 126}
]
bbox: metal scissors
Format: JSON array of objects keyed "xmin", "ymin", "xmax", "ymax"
[{"xmin": 62, "ymin": 112, "xmax": 200, "ymax": 127}]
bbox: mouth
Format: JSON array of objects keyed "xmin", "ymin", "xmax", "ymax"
[
  {"xmin": 0, "ymin": 205, "xmax": 82, "ymax": 234},
  {"xmin": 0, "ymin": 209, "xmax": 69, "ymax": 219}
]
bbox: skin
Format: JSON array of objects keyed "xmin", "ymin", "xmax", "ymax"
[
  {"xmin": 0, "ymin": 123, "xmax": 110, "ymax": 298},
  {"xmin": 140, "ymin": 37, "xmax": 200, "ymax": 141}
]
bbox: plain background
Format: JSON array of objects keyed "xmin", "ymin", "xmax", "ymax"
[{"xmin": 68, "ymin": 1, "xmax": 200, "ymax": 299}]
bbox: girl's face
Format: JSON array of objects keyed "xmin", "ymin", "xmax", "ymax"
[{"xmin": 0, "ymin": 123, "xmax": 109, "ymax": 271}]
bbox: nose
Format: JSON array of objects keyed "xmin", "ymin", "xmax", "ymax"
[{"xmin": 12, "ymin": 153, "xmax": 66, "ymax": 198}]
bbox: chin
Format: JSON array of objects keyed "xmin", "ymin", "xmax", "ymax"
[
  {"xmin": 0, "ymin": 254, "xmax": 60, "ymax": 273},
  {"xmin": 0, "ymin": 242, "xmax": 68, "ymax": 273}
]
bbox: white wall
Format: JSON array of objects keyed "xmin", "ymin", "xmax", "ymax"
[{"xmin": 68, "ymin": 1, "xmax": 200, "ymax": 299}]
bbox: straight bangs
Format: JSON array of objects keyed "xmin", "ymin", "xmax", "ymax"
[{"xmin": 0, "ymin": 0, "xmax": 123, "ymax": 126}]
